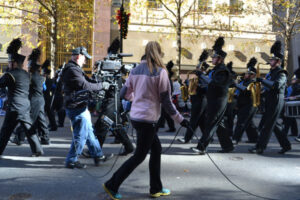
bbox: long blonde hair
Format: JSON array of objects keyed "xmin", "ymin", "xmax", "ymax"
[{"xmin": 145, "ymin": 41, "xmax": 166, "ymax": 73}]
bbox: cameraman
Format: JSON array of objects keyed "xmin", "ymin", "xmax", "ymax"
[{"xmin": 62, "ymin": 47, "xmax": 112, "ymax": 169}]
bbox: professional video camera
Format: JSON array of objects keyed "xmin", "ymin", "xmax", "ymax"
[
  {"xmin": 94, "ymin": 53, "xmax": 134, "ymax": 75},
  {"xmin": 92, "ymin": 53, "xmax": 136, "ymax": 129}
]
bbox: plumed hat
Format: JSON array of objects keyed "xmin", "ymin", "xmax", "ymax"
[
  {"xmin": 247, "ymin": 57, "xmax": 257, "ymax": 74},
  {"xmin": 6, "ymin": 38, "xmax": 25, "ymax": 64},
  {"xmin": 212, "ymin": 37, "xmax": 227, "ymax": 58}
]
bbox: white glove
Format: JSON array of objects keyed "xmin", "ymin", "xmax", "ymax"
[{"xmin": 102, "ymin": 82, "xmax": 110, "ymax": 90}]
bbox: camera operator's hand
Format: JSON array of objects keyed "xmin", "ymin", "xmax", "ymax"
[
  {"xmin": 180, "ymin": 119, "xmax": 190, "ymax": 128},
  {"xmin": 102, "ymin": 82, "xmax": 110, "ymax": 90}
]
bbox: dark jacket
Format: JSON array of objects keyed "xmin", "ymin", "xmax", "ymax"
[
  {"xmin": 62, "ymin": 60, "xmax": 103, "ymax": 109},
  {"xmin": 0, "ymin": 68, "xmax": 32, "ymax": 124},
  {"xmin": 237, "ymin": 79, "xmax": 254, "ymax": 107},
  {"xmin": 207, "ymin": 63, "xmax": 232, "ymax": 99},
  {"xmin": 30, "ymin": 71, "xmax": 46, "ymax": 121},
  {"xmin": 265, "ymin": 66, "xmax": 287, "ymax": 101}
]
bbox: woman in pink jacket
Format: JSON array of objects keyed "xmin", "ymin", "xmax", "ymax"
[{"xmin": 103, "ymin": 41, "xmax": 189, "ymax": 199}]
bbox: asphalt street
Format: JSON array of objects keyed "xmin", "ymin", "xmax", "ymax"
[{"xmin": 0, "ymin": 115, "xmax": 300, "ymax": 200}]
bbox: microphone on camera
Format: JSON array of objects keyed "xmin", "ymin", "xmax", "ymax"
[{"xmin": 118, "ymin": 53, "xmax": 133, "ymax": 58}]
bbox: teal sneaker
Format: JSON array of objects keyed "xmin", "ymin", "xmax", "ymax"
[
  {"xmin": 102, "ymin": 184, "xmax": 122, "ymax": 200},
  {"xmin": 150, "ymin": 188, "xmax": 171, "ymax": 198}
]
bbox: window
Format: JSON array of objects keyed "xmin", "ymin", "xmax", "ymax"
[
  {"xmin": 112, "ymin": 0, "xmax": 121, "ymax": 6},
  {"xmin": 147, "ymin": 0, "xmax": 162, "ymax": 9},
  {"xmin": 198, "ymin": 0, "xmax": 213, "ymax": 13},
  {"xmin": 229, "ymin": 0, "xmax": 243, "ymax": 15}
]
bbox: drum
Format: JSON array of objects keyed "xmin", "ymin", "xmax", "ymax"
[{"xmin": 285, "ymin": 101, "xmax": 300, "ymax": 118}]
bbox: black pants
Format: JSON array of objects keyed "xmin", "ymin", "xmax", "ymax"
[
  {"xmin": 0, "ymin": 111, "xmax": 43, "ymax": 155},
  {"xmin": 224, "ymin": 100, "xmax": 237, "ymax": 136},
  {"xmin": 106, "ymin": 120, "xmax": 162, "ymax": 194},
  {"xmin": 184, "ymin": 95, "xmax": 206, "ymax": 142},
  {"xmin": 283, "ymin": 117, "xmax": 298, "ymax": 136},
  {"xmin": 30, "ymin": 110, "xmax": 50, "ymax": 142},
  {"xmin": 233, "ymin": 105, "xmax": 258, "ymax": 142},
  {"xmin": 257, "ymin": 97, "xmax": 291, "ymax": 149},
  {"xmin": 197, "ymin": 97, "xmax": 233, "ymax": 150},
  {"xmin": 45, "ymin": 101, "xmax": 57, "ymax": 129},
  {"xmin": 157, "ymin": 108, "xmax": 175, "ymax": 130}
]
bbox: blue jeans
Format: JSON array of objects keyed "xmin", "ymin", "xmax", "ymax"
[{"xmin": 65, "ymin": 107, "xmax": 103, "ymax": 164}]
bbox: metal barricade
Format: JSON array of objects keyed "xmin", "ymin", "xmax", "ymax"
[{"xmin": 285, "ymin": 101, "xmax": 300, "ymax": 118}]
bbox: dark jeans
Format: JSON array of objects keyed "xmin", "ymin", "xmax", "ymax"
[{"xmin": 106, "ymin": 120, "xmax": 163, "ymax": 194}]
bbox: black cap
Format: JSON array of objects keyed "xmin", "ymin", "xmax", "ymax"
[{"xmin": 72, "ymin": 47, "xmax": 91, "ymax": 59}]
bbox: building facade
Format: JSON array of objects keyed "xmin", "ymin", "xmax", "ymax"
[{"xmin": 118, "ymin": 0, "xmax": 299, "ymax": 75}]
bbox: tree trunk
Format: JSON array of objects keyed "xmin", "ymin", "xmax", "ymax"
[
  {"xmin": 176, "ymin": 23, "xmax": 182, "ymax": 76},
  {"xmin": 176, "ymin": 4, "xmax": 182, "ymax": 77},
  {"xmin": 50, "ymin": 17, "xmax": 57, "ymax": 78},
  {"xmin": 284, "ymin": 35, "xmax": 292, "ymax": 81},
  {"xmin": 50, "ymin": 1, "xmax": 57, "ymax": 78},
  {"xmin": 284, "ymin": 3, "xmax": 292, "ymax": 81}
]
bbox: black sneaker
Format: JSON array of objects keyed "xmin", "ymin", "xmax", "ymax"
[
  {"xmin": 278, "ymin": 146, "xmax": 291, "ymax": 154},
  {"xmin": 94, "ymin": 154, "xmax": 114, "ymax": 166},
  {"xmin": 41, "ymin": 139, "xmax": 50, "ymax": 145},
  {"xmin": 31, "ymin": 151, "xmax": 44, "ymax": 157},
  {"xmin": 66, "ymin": 161, "xmax": 87, "ymax": 169},
  {"xmin": 191, "ymin": 147, "xmax": 206, "ymax": 155},
  {"xmin": 118, "ymin": 149, "xmax": 133, "ymax": 156},
  {"xmin": 177, "ymin": 138, "xmax": 189, "ymax": 144},
  {"xmin": 218, "ymin": 147, "xmax": 234, "ymax": 153},
  {"xmin": 10, "ymin": 137, "xmax": 21, "ymax": 146},
  {"xmin": 165, "ymin": 128, "xmax": 176, "ymax": 132},
  {"xmin": 248, "ymin": 147, "xmax": 264, "ymax": 154}
]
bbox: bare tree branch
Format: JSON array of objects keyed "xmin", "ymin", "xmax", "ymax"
[
  {"xmin": 263, "ymin": 0, "xmax": 286, "ymax": 30},
  {"xmin": 158, "ymin": 0, "xmax": 177, "ymax": 18},
  {"xmin": 289, "ymin": 7, "xmax": 300, "ymax": 34},
  {"xmin": 0, "ymin": 4, "xmax": 39, "ymax": 15},
  {"xmin": 182, "ymin": 0, "xmax": 196, "ymax": 19},
  {"xmin": 36, "ymin": 0, "xmax": 54, "ymax": 16}
]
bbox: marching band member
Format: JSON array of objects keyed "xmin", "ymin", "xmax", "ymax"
[
  {"xmin": 232, "ymin": 57, "xmax": 259, "ymax": 144},
  {"xmin": 249, "ymin": 41, "xmax": 291, "ymax": 154},
  {"xmin": 192, "ymin": 37, "xmax": 234, "ymax": 155},
  {"xmin": 178, "ymin": 50, "xmax": 209, "ymax": 144},
  {"xmin": 0, "ymin": 38, "xmax": 43, "ymax": 156}
]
